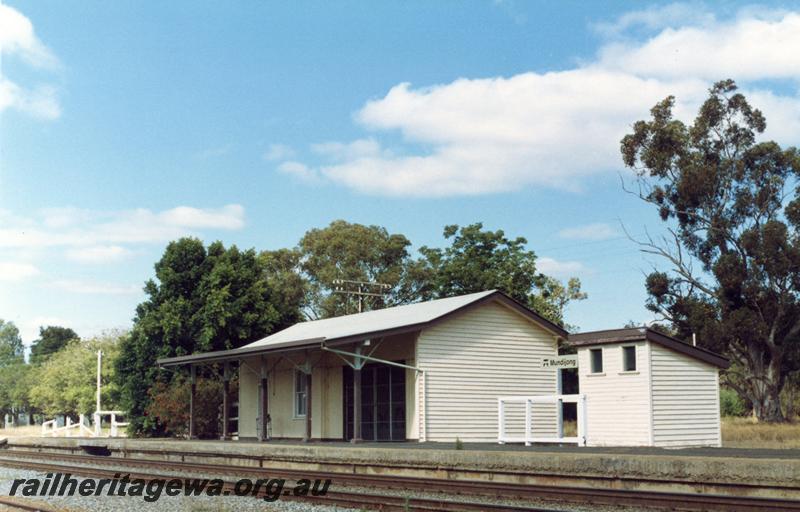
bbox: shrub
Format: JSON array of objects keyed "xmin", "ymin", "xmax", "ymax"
[
  {"xmin": 720, "ymin": 388, "xmax": 747, "ymax": 417},
  {"xmin": 146, "ymin": 376, "xmax": 224, "ymax": 438}
]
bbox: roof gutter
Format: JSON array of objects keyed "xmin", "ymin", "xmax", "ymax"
[{"xmin": 156, "ymin": 337, "xmax": 325, "ymax": 367}]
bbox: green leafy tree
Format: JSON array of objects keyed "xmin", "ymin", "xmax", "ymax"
[
  {"xmin": 0, "ymin": 319, "xmax": 24, "ymax": 367},
  {"xmin": 0, "ymin": 362, "xmax": 32, "ymax": 423},
  {"xmin": 259, "ymin": 248, "xmax": 308, "ymax": 325},
  {"xmin": 29, "ymin": 326, "xmax": 78, "ymax": 365},
  {"xmin": 621, "ymin": 79, "xmax": 800, "ymax": 421},
  {"xmin": 28, "ymin": 333, "xmax": 123, "ymax": 417},
  {"xmin": 298, "ymin": 220, "xmax": 417, "ymax": 318},
  {"xmin": 116, "ymin": 238, "xmax": 303, "ymax": 435},
  {"xmin": 419, "ymin": 223, "xmax": 587, "ymax": 327}
]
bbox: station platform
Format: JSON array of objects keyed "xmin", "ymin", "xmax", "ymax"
[{"xmin": 2, "ymin": 435, "xmax": 800, "ymax": 498}]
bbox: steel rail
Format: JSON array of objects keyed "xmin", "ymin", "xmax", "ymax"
[
  {"xmin": 1, "ymin": 450, "xmax": 799, "ymax": 511},
  {"xmin": 0, "ymin": 457, "xmax": 556, "ymax": 512},
  {"xmin": 0, "ymin": 495, "xmax": 77, "ymax": 512}
]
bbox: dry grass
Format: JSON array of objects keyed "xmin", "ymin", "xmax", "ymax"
[
  {"xmin": 722, "ymin": 417, "xmax": 800, "ymax": 449},
  {"xmin": 0, "ymin": 425, "xmax": 41, "ymax": 438},
  {"xmin": 559, "ymin": 419, "xmax": 799, "ymax": 450}
]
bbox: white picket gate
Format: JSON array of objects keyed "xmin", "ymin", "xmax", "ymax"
[{"xmin": 497, "ymin": 394, "xmax": 587, "ymax": 446}]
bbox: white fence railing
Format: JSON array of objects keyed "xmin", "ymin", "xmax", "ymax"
[
  {"xmin": 41, "ymin": 415, "xmax": 96, "ymax": 437},
  {"xmin": 497, "ymin": 394, "xmax": 587, "ymax": 446},
  {"xmin": 41, "ymin": 411, "xmax": 128, "ymax": 438}
]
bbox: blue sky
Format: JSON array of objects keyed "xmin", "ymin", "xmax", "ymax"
[{"xmin": 2, "ymin": 1, "xmax": 799, "ymax": 344}]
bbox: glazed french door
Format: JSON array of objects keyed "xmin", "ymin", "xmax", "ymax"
[{"xmin": 343, "ymin": 362, "xmax": 406, "ymax": 441}]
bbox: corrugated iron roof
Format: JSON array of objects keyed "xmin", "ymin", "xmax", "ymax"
[
  {"xmin": 244, "ymin": 289, "xmax": 498, "ymax": 348},
  {"xmin": 569, "ymin": 327, "xmax": 729, "ymax": 369},
  {"xmin": 157, "ymin": 289, "xmax": 567, "ymax": 367}
]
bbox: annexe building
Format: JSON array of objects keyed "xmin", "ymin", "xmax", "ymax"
[{"xmin": 571, "ymin": 327, "xmax": 729, "ymax": 448}]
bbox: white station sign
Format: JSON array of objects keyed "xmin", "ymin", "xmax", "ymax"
[{"xmin": 541, "ymin": 355, "xmax": 578, "ymax": 369}]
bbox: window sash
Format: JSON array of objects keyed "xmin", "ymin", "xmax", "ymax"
[
  {"xmin": 623, "ymin": 346, "xmax": 637, "ymax": 372},
  {"xmin": 294, "ymin": 371, "xmax": 307, "ymax": 417},
  {"xmin": 590, "ymin": 348, "xmax": 603, "ymax": 373}
]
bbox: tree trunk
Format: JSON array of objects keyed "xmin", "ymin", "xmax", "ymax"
[
  {"xmin": 749, "ymin": 349, "xmax": 786, "ymax": 423},
  {"xmin": 752, "ymin": 391, "xmax": 784, "ymax": 422}
]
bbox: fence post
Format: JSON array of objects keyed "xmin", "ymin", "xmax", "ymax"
[
  {"xmin": 94, "ymin": 413, "xmax": 101, "ymax": 437},
  {"xmin": 577, "ymin": 394, "xmax": 587, "ymax": 447},
  {"xmin": 524, "ymin": 399, "xmax": 532, "ymax": 446},
  {"xmin": 497, "ymin": 398, "xmax": 505, "ymax": 444}
]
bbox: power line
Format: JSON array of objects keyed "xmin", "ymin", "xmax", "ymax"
[{"xmin": 332, "ymin": 279, "xmax": 391, "ymax": 313}]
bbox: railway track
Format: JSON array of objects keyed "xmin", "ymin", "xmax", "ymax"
[
  {"xmin": 1, "ymin": 449, "xmax": 799, "ymax": 511},
  {"xmin": 0, "ymin": 455, "xmax": 556, "ymax": 512},
  {"xmin": 0, "ymin": 495, "xmax": 72, "ymax": 512}
]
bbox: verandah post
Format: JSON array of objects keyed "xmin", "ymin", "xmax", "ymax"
[
  {"xmin": 352, "ymin": 345, "xmax": 363, "ymax": 443},
  {"xmin": 189, "ymin": 364, "xmax": 196, "ymax": 439},
  {"xmin": 303, "ymin": 366, "xmax": 312, "ymax": 442},
  {"xmin": 258, "ymin": 357, "xmax": 268, "ymax": 441},
  {"xmin": 221, "ymin": 362, "xmax": 231, "ymax": 440}
]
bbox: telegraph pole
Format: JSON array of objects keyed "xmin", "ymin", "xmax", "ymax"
[{"xmin": 332, "ymin": 279, "xmax": 391, "ymax": 313}]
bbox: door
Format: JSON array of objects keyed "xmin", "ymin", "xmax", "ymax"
[{"xmin": 343, "ymin": 362, "xmax": 406, "ymax": 441}]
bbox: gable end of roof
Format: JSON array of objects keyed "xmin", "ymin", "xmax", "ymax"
[{"xmin": 569, "ymin": 327, "xmax": 729, "ymax": 369}]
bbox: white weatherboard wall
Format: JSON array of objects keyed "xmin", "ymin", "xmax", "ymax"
[
  {"xmin": 578, "ymin": 342, "xmax": 652, "ymax": 446},
  {"xmin": 650, "ymin": 343, "xmax": 721, "ymax": 447},
  {"xmin": 416, "ymin": 301, "xmax": 559, "ymax": 442}
]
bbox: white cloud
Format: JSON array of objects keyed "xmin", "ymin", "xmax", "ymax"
[
  {"xmin": 0, "ymin": 79, "xmax": 60, "ymax": 119},
  {"xmin": 66, "ymin": 245, "xmax": 132, "ymax": 264},
  {"xmin": 592, "ymin": 3, "xmax": 716, "ymax": 37},
  {"xmin": 277, "ymin": 161, "xmax": 320, "ymax": 183},
  {"xmin": 319, "ymin": 73, "xmax": 707, "ymax": 196},
  {"xmin": 311, "ymin": 138, "xmax": 386, "ymax": 161},
  {"xmin": 558, "ymin": 223, "xmax": 619, "ymax": 241},
  {"xmin": 263, "ymin": 144, "xmax": 295, "ymax": 161},
  {"xmin": 537, "ymin": 257, "xmax": 588, "ymax": 278},
  {"xmin": 159, "ymin": 204, "xmax": 245, "ymax": 230},
  {"xmin": 0, "ymin": 4, "xmax": 58, "ymax": 67},
  {"xmin": 276, "ymin": 7, "xmax": 800, "ymax": 197},
  {"xmin": 0, "ymin": 204, "xmax": 246, "ymax": 249},
  {"xmin": 0, "ymin": 5, "xmax": 60, "ymax": 119},
  {"xmin": 597, "ymin": 11, "xmax": 800, "ymax": 81},
  {"xmin": 49, "ymin": 279, "xmax": 141, "ymax": 296},
  {"xmin": 0, "ymin": 261, "xmax": 39, "ymax": 281}
]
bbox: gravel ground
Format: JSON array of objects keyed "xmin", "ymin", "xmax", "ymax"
[
  {"xmin": 0, "ymin": 465, "xmax": 352, "ymax": 512},
  {"xmin": 0, "ymin": 462, "xmax": 656, "ymax": 512}
]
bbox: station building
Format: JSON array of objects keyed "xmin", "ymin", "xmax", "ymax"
[{"xmin": 157, "ymin": 290, "xmax": 728, "ymax": 448}]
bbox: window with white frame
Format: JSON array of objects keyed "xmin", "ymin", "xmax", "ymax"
[
  {"xmin": 294, "ymin": 370, "xmax": 307, "ymax": 417},
  {"xmin": 622, "ymin": 345, "xmax": 637, "ymax": 372},
  {"xmin": 590, "ymin": 348, "xmax": 603, "ymax": 374}
]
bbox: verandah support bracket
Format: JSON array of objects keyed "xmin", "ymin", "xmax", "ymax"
[{"xmin": 320, "ymin": 344, "xmax": 422, "ymax": 373}]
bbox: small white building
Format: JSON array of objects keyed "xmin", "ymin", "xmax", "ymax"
[
  {"xmin": 571, "ymin": 327, "xmax": 729, "ymax": 448},
  {"xmin": 157, "ymin": 292, "xmax": 728, "ymax": 448}
]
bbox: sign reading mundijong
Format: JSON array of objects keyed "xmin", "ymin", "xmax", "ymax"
[{"xmin": 541, "ymin": 355, "xmax": 578, "ymax": 369}]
